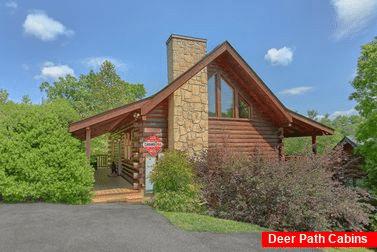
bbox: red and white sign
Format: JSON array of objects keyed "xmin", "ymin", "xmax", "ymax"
[{"xmin": 143, "ymin": 134, "xmax": 163, "ymax": 156}]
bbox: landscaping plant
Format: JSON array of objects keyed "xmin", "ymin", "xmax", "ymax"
[
  {"xmin": 194, "ymin": 148, "xmax": 372, "ymax": 231},
  {"xmin": 149, "ymin": 150, "xmax": 203, "ymax": 213},
  {"xmin": 0, "ymin": 100, "xmax": 94, "ymax": 204}
]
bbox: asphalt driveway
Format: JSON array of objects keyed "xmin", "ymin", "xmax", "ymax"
[{"xmin": 0, "ymin": 203, "xmax": 322, "ymax": 252}]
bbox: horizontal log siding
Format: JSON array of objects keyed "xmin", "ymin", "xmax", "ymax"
[
  {"xmin": 209, "ymin": 117, "xmax": 279, "ymax": 158},
  {"xmin": 139, "ymin": 99, "xmax": 169, "ymax": 187},
  {"xmin": 208, "ymin": 62, "xmax": 280, "ymax": 158}
]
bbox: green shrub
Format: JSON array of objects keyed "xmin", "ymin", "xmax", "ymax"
[
  {"xmin": 150, "ymin": 191, "xmax": 203, "ymax": 213},
  {"xmin": 149, "ymin": 150, "xmax": 203, "ymax": 212},
  {"xmin": 194, "ymin": 148, "xmax": 371, "ymax": 231},
  {"xmin": 0, "ymin": 100, "xmax": 94, "ymax": 204}
]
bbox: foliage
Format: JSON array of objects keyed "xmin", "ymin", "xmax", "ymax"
[
  {"xmin": 0, "ymin": 88, "xmax": 9, "ymax": 104},
  {"xmin": 149, "ymin": 150, "xmax": 203, "ymax": 213},
  {"xmin": 194, "ymin": 148, "xmax": 371, "ymax": 231},
  {"xmin": 284, "ymin": 114, "xmax": 363, "ymax": 156},
  {"xmin": 159, "ymin": 211, "xmax": 270, "ymax": 232},
  {"xmin": 350, "ymin": 38, "xmax": 377, "ymax": 195},
  {"xmin": 40, "ymin": 60, "xmax": 146, "ymax": 119},
  {"xmin": 307, "ymin": 109, "xmax": 319, "ymax": 120},
  {"xmin": 0, "ymin": 100, "xmax": 94, "ymax": 204},
  {"xmin": 21, "ymin": 95, "xmax": 32, "ymax": 105}
]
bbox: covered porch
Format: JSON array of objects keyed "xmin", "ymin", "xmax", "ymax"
[
  {"xmin": 92, "ymin": 166, "xmax": 144, "ymax": 203},
  {"xmin": 69, "ymin": 100, "xmax": 150, "ymax": 203}
]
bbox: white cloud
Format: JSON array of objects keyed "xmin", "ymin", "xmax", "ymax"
[
  {"xmin": 331, "ymin": 0, "xmax": 377, "ymax": 40},
  {"xmin": 23, "ymin": 10, "xmax": 74, "ymax": 41},
  {"xmin": 36, "ymin": 62, "xmax": 75, "ymax": 80},
  {"xmin": 280, "ymin": 86, "xmax": 314, "ymax": 96},
  {"xmin": 43, "ymin": 61, "xmax": 54, "ymax": 67},
  {"xmin": 5, "ymin": 1, "xmax": 17, "ymax": 9},
  {"xmin": 83, "ymin": 57, "xmax": 127, "ymax": 69},
  {"xmin": 264, "ymin": 47, "xmax": 293, "ymax": 66},
  {"xmin": 330, "ymin": 108, "xmax": 358, "ymax": 118}
]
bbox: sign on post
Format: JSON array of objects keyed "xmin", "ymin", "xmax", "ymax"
[
  {"xmin": 143, "ymin": 134, "xmax": 163, "ymax": 156},
  {"xmin": 143, "ymin": 134, "xmax": 163, "ymax": 192}
]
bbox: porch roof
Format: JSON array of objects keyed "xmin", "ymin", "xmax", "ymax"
[
  {"xmin": 69, "ymin": 98, "xmax": 150, "ymax": 140},
  {"xmin": 283, "ymin": 110, "xmax": 334, "ymax": 138}
]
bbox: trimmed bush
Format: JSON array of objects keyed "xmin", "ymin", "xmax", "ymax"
[
  {"xmin": 0, "ymin": 100, "xmax": 94, "ymax": 204},
  {"xmin": 194, "ymin": 148, "xmax": 371, "ymax": 231},
  {"xmin": 149, "ymin": 150, "xmax": 203, "ymax": 213}
]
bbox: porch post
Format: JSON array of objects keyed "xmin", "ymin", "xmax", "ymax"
[
  {"xmin": 312, "ymin": 135, "xmax": 317, "ymax": 155},
  {"xmin": 278, "ymin": 127, "xmax": 285, "ymax": 160},
  {"xmin": 86, "ymin": 127, "xmax": 91, "ymax": 161}
]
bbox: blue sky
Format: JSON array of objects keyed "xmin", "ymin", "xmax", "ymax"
[{"xmin": 1, "ymin": 0, "xmax": 377, "ymax": 118}]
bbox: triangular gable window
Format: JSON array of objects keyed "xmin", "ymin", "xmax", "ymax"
[{"xmin": 208, "ymin": 73, "xmax": 251, "ymax": 119}]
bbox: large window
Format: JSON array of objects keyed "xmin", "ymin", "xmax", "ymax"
[
  {"xmin": 221, "ymin": 78, "xmax": 234, "ymax": 118},
  {"xmin": 208, "ymin": 73, "xmax": 251, "ymax": 119},
  {"xmin": 208, "ymin": 75, "xmax": 216, "ymax": 117}
]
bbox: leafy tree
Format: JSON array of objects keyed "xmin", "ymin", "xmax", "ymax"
[
  {"xmin": 0, "ymin": 88, "xmax": 9, "ymax": 104},
  {"xmin": 0, "ymin": 100, "xmax": 94, "ymax": 204},
  {"xmin": 21, "ymin": 95, "xmax": 32, "ymax": 105},
  {"xmin": 307, "ymin": 109, "xmax": 319, "ymax": 120},
  {"xmin": 350, "ymin": 38, "xmax": 377, "ymax": 194},
  {"xmin": 40, "ymin": 60, "xmax": 146, "ymax": 118},
  {"xmin": 40, "ymin": 61, "xmax": 146, "ymax": 156}
]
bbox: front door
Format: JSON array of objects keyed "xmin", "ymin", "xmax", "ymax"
[{"xmin": 145, "ymin": 155, "xmax": 156, "ymax": 193}]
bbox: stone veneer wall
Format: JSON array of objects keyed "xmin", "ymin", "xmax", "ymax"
[{"xmin": 166, "ymin": 35, "xmax": 208, "ymax": 156}]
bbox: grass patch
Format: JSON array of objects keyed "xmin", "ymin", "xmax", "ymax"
[{"xmin": 158, "ymin": 211, "xmax": 271, "ymax": 233}]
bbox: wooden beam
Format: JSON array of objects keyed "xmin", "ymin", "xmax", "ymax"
[
  {"xmin": 234, "ymin": 89, "xmax": 239, "ymax": 118},
  {"xmin": 278, "ymin": 127, "xmax": 285, "ymax": 160},
  {"xmin": 216, "ymin": 74, "xmax": 221, "ymax": 117},
  {"xmin": 85, "ymin": 127, "xmax": 91, "ymax": 161},
  {"xmin": 312, "ymin": 135, "xmax": 317, "ymax": 155}
]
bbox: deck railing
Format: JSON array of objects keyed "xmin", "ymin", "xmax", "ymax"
[{"xmin": 96, "ymin": 155, "xmax": 108, "ymax": 168}]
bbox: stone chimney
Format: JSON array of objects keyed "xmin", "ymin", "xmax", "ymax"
[
  {"xmin": 166, "ymin": 34, "xmax": 207, "ymax": 83},
  {"xmin": 166, "ymin": 34, "xmax": 208, "ymax": 156}
]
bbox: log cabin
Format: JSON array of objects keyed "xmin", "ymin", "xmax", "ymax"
[
  {"xmin": 333, "ymin": 136, "xmax": 365, "ymax": 185},
  {"xmin": 69, "ymin": 34, "xmax": 334, "ymax": 192}
]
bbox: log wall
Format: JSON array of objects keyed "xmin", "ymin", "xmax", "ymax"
[{"xmin": 138, "ymin": 99, "xmax": 169, "ymax": 187}]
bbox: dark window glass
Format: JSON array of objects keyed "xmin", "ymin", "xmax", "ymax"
[
  {"xmin": 239, "ymin": 97, "xmax": 250, "ymax": 118},
  {"xmin": 221, "ymin": 78, "xmax": 234, "ymax": 118},
  {"xmin": 208, "ymin": 75, "xmax": 216, "ymax": 117}
]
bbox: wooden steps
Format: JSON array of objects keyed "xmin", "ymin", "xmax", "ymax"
[{"xmin": 93, "ymin": 188, "xmax": 144, "ymax": 203}]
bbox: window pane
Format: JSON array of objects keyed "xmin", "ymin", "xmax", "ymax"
[
  {"xmin": 208, "ymin": 75, "xmax": 216, "ymax": 117},
  {"xmin": 239, "ymin": 97, "xmax": 250, "ymax": 118},
  {"xmin": 221, "ymin": 78, "xmax": 234, "ymax": 118}
]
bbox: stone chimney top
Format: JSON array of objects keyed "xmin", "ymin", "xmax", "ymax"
[{"xmin": 166, "ymin": 34, "xmax": 207, "ymax": 83}]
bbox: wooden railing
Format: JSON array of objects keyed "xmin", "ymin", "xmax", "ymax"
[{"xmin": 96, "ymin": 155, "xmax": 108, "ymax": 168}]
